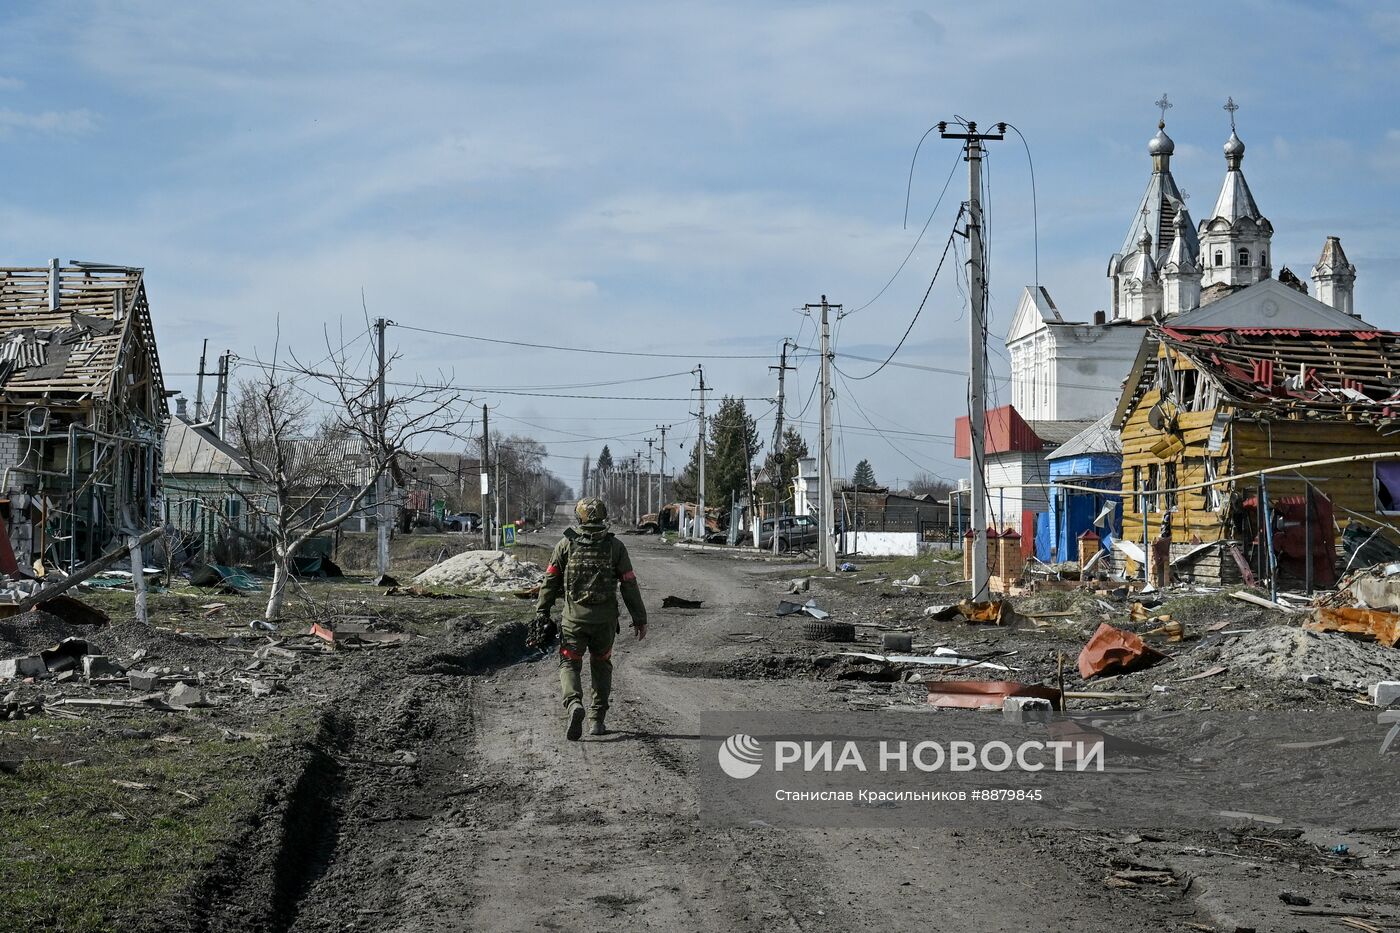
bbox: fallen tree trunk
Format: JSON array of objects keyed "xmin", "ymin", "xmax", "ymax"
[{"xmin": 17, "ymin": 526, "xmax": 163, "ymax": 612}]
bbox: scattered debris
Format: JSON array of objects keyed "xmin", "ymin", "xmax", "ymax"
[
  {"xmin": 1002, "ymin": 696, "xmax": 1053, "ymax": 723},
  {"xmin": 661, "ymin": 596, "xmax": 704, "ymax": 609},
  {"xmin": 373, "ymin": 573, "xmax": 400, "ymax": 587},
  {"xmin": 923, "ymin": 604, "xmax": 963, "ymax": 621},
  {"xmin": 776, "ymin": 599, "xmax": 830, "ymax": 620},
  {"xmin": 1077, "ymin": 624, "xmax": 1166, "ymax": 679},
  {"xmin": 1307, "ymin": 606, "xmax": 1400, "ymax": 648},
  {"xmin": 837, "ymin": 563, "xmax": 858, "ymax": 572},
  {"xmin": 1142, "ymin": 619, "xmax": 1185, "ymax": 642},
  {"xmin": 843, "ymin": 649, "xmax": 1013, "ymax": 672},
  {"xmin": 926, "ymin": 681, "xmax": 1061, "ymax": 710},
  {"xmin": 957, "ymin": 599, "xmax": 1019, "ymax": 625},
  {"xmin": 412, "ymin": 550, "xmax": 544, "ymax": 592},
  {"xmin": 81, "ymin": 655, "xmax": 125, "ymax": 680},
  {"xmin": 1178, "ymin": 665, "xmax": 1227, "ymax": 682},
  {"xmin": 164, "ymin": 683, "xmax": 206, "ymax": 709},
  {"xmin": 801, "ymin": 620, "xmax": 855, "ymax": 643},
  {"xmin": 309, "ymin": 621, "xmax": 412, "ymax": 649},
  {"xmin": 881, "ymin": 632, "xmax": 913, "ymax": 653},
  {"xmin": 1370, "ymin": 681, "xmax": 1400, "ymax": 707},
  {"xmin": 190, "ymin": 564, "xmax": 262, "ymax": 594},
  {"xmin": 892, "ymin": 574, "xmax": 921, "ymax": 587},
  {"xmin": 1229, "ymin": 590, "xmax": 1299, "ymax": 613},
  {"xmin": 1215, "ymin": 626, "xmax": 1398, "ymax": 690},
  {"xmin": 787, "ymin": 577, "xmax": 810, "ymax": 595}
]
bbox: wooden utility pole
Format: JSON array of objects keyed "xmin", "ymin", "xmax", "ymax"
[
  {"xmin": 644, "ymin": 437, "xmax": 656, "ymax": 516},
  {"xmin": 940, "ymin": 119, "xmax": 1004, "ymax": 602},
  {"xmin": 770, "ymin": 339, "xmax": 796, "ymax": 453}
]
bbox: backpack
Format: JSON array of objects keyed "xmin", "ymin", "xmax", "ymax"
[{"xmin": 564, "ymin": 531, "xmax": 617, "ymax": 606}]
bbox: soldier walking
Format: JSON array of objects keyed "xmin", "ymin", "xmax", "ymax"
[{"xmin": 534, "ymin": 498, "xmax": 648, "ymax": 740}]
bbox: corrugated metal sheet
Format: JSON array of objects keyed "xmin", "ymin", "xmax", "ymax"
[{"xmin": 954, "ymin": 405, "xmax": 1043, "ymax": 458}]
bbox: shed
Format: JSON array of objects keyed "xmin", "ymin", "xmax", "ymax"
[{"xmin": 1036, "ymin": 413, "xmax": 1123, "ymax": 563}]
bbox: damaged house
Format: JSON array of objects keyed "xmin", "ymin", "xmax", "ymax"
[
  {"xmin": 0, "ymin": 262, "xmax": 165, "ymax": 569},
  {"xmin": 1116, "ymin": 325, "xmax": 1400, "ymax": 587}
]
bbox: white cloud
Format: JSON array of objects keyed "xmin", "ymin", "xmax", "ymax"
[{"xmin": 0, "ymin": 107, "xmax": 95, "ymax": 135}]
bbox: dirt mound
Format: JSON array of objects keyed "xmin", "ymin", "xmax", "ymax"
[
  {"xmin": 1213, "ymin": 624, "xmax": 1400, "ymax": 689},
  {"xmin": 412, "ymin": 549, "xmax": 544, "ymax": 592}
]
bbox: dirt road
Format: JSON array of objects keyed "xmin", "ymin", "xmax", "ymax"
[{"xmin": 269, "ymin": 535, "xmax": 1332, "ymax": 933}]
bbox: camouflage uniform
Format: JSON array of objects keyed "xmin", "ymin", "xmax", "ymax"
[{"xmin": 536, "ymin": 498, "xmax": 647, "ymax": 737}]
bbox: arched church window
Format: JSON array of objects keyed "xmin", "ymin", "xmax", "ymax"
[
  {"xmin": 1260, "ymin": 252, "xmax": 1266, "ymax": 268},
  {"xmin": 1238, "ymin": 248, "xmax": 1250, "ymax": 267},
  {"xmin": 1214, "ymin": 251, "xmax": 1223, "ymax": 267}
]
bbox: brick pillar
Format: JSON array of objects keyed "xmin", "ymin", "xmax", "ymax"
[
  {"xmin": 962, "ymin": 527, "xmax": 976, "ymax": 580},
  {"xmin": 1152, "ymin": 517, "xmax": 1173, "ymax": 588},
  {"xmin": 997, "ymin": 529, "xmax": 1024, "ymax": 583},
  {"xmin": 985, "ymin": 526, "xmax": 1001, "ymax": 582},
  {"xmin": 1078, "ymin": 529, "xmax": 1100, "ymax": 568}
]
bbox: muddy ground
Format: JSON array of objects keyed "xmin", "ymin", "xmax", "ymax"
[{"xmin": 2, "ymin": 532, "xmax": 1399, "ymax": 932}]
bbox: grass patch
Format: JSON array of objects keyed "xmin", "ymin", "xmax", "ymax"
[{"xmin": 0, "ymin": 710, "xmax": 307, "ymax": 932}]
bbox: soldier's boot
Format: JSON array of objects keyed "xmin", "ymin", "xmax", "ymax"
[
  {"xmin": 560, "ymin": 645, "xmax": 586, "ymax": 741},
  {"xmin": 589, "ymin": 650, "xmax": 613, "ymax": 735},
  {"xmin": 565, "ymin": 702, "xmax": 585, "ymax": 741}
]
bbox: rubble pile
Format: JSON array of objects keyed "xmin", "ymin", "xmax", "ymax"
[
  {"xmin": 413, "ymin": 550, "xmax": 544, "ymax": 592},
  {"xmin": 1200, "ymin": 626, "xmax": 1397, "ymax": 690}
]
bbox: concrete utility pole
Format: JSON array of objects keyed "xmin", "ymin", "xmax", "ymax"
[
  {"xmin": 770, "ymin": 338, "xmax": 796, "ymax": 453},
  {"xmin": 480, "ymin": 403, "xmax": 491, "ymax": 548},
  {"xmin": 633, "ymin": 450, "xmax": 644, "ymax": 524},
  {"xmin": 655, "ymin": 424, "xmax": 669, "ymax": 511},
  {"xmin": 375, "ymin": 318, "xmax": 391, "ymax": 578},
  {"xmin": 644, "ymin": 437, "xmax": 656, "ymax": 516},
  {"xmin": 940, "ymin": 119, "xmax": 1004, "ymax": 602},
  {"xmin": 693, "ymin": 366, "xmax": 707, "ymax": 540},
  {"xmin": 194, "ymin": 338, "xmax": 209, "ymax": 421},
  {"xmin": 581, "ymin": 456, "xmax": 589, "ymax": 502},
  {"xmin": 804, "ymin": 296, "xmax": 840, "ymax": 572}
]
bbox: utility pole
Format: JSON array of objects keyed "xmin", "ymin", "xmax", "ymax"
[
  {"xmin": 633, "ymin": 450, "xmax": 644, "ymax": 524},
  {"xmin": 803, "ymin": 296, "xmax": 840, "ymax": 572},
  {"xmin": 655, "ymin": 424, "xmax": 669, "ymax": 511},
  {"xmin": 692, "ymin": 367, "xmax": 707, "ymax": 540},
  {"xmin": 770, "ymin": 338, "xmax": 796, "ymax": 452},
  {"xmin": 480, "ymin": 403, "xmax": 491, "ymax": 548},
  {"xmin": 581, "ymin": 456, "xmax": 589, "ymax": 503},
  {"xmin": 374, "ymin": 318, "xmax": 390, "ymax": 578},
  {"xmin": 194, "ymin": 339, "xmax": 209, "ymax": 421},
  {"xmin": 644, "ymin": 437, "xmax": 656, "ymax": 516},
  {"xmin": 212, "ymin": 351, "xmax": 232, "ymax": 440},
  {"xmin": 940, "ymin": 119, "xmax": 1004, "ymax": 602}
]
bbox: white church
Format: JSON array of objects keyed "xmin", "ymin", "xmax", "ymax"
[{"xmin": 971, "ymin": 99, "xmax": 1370, "ymax": 533}]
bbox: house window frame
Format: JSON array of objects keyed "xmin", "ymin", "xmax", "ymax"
[
  {"xmin": 1375, "ymin": 462, "xmax": 1400, "ymax": 515},
  {"xmin": 1238, "ymin": 248, "xmax": 1250, "ymax": 267},
  {"xmin": 1214, "ymin": 250, "xmax": 1224, "ymax": 267}
]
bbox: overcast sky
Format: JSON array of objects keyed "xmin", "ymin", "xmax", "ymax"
[{"xmin": 1, "ymin": 1, "xmax": 1397, "ymax": 488}]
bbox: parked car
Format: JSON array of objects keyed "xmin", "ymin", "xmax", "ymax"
[
  {"xmin": 443, "ymin": 512, "xmax": 481, "ymax": 532},
  {"xmin": 758, "ymin": 515, "xmax": 819, "ymax": 552}
]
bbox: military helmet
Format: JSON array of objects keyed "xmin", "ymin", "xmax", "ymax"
[{"xmin": 575, "ymin": 497, "xmax": 608, "ymax": 525}]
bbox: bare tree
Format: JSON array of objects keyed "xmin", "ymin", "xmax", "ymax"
[{"xmin": 225, "ymin": 331, "xmax": 463, "ymax": 620}]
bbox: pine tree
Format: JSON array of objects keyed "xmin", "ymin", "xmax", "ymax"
[
  {"xmin": 596, "ymin": 445, "xmax": 613, "ymax": 475},
  {"xmin": 669, "ymin": 398, "xmax": 762, "ymax": 508},
  {"xmin": 852, "ymin": 459, "xmax": 876, "ymax": 488},
  {"xmin": 762, "ymin": 427, "xmax": 809, "ymax": 510}
]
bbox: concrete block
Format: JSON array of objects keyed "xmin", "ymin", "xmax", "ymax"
[
  {"xmin": 82, "ymin": 655, "xmax": 126, "ymax": 680},
  {"xmin": 1003, "ymin": 696, "xmax": 1053, "ymax": 724},
  {"xmin": 127, "ymin": 669, "xmax": 160, "ymax": 691},
  {"xmin": 165, "ymin": 682, "xmax": 204, "ymax": 709},
  {"xmin": 1370, "ymin": 681, "xmax": 1400, "ymax": 707},
  {"xmin": 0, "ymin": 656, "xmax": 47, "ymax": 680}
]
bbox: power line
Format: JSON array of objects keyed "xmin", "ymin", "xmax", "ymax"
[
  {"xmin": 393, "ymin": 323, "xmax": 774, "ymax": 360},
  {"xmin": 837, "ymin": 209, "xmax": 963, "ymax": 381}
]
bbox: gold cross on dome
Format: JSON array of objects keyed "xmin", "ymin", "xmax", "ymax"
[
  {"xmin": 1224, "ymin": 96, "xmax": 1239, "ymax": 131},
  {"xmin": 1154, "ymin": 93, "xmax": 1172, "ymax": 128}
]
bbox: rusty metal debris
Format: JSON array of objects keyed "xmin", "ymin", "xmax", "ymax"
[
  {"xmin": 1306, "ymin": 606, "xmax": 1400, "ymax": 648},
  {"xmin": 1077, "ymin": 623, "xmax": 1167, "ymax": 679},
  {"xmin": 661, "ymin": 595, "xmax": 704, "ymax": 609}
]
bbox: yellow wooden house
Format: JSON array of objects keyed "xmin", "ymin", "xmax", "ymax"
[{"xmin": 1115, "ymin": 325, "xmax": 1400, "ymax": 586}]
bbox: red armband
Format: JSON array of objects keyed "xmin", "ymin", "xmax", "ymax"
[
  {"xmin": 546, "ymin": 564, "xmax": 560, "ymax": 576},
  {"xmin": 621, "ymin": 570, "xmax": 637, "ymax": 583}
]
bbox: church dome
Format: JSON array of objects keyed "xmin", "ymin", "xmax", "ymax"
[
  {"xmin": 1148, "ymin": 127, "xmax": 1175, "ymax": 156},
  {"xmin": 1223, "ymin": 130, "xmax": 1245, "ymax": 160}
]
